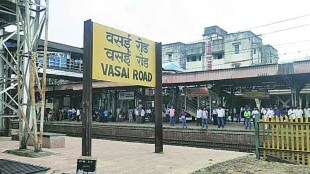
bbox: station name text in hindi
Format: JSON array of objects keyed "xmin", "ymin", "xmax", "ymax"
[{"xmin": 92, "ymin": 22, "xmax": 156, "ymax": 87}]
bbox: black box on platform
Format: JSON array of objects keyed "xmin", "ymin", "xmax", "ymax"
[{"xmin": 76, "ymin": 156, "xmax": 97, "ymax": 174}]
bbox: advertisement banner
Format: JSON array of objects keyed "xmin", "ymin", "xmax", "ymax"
[
  {"xmin": 119, "ymin": 92, "xmax": 134, "ymax": 100},
  {"xmin": 242, "ymin": 89, "xmax": 269, "ymax": 99},
  {"xmin": 187, "ymin": 87, "xmax": 209, "ymax": 97}
]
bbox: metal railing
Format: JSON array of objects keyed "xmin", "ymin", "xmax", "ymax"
[
  {"xmin": 39, "ymin": 122, "xmax": 256, "ymax": 152},
  {"xmin": 37, "ymin": 58, "xmax": 83, "ymax": 72}
]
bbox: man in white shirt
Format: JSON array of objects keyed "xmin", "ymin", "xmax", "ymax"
[
  {"xmin": 196, "ymin": 108, "xmax": 202, "ymax": 126},
  {"xmin": 251, "ymin": 107, "xmax": 260, "ymax": 128},
  {"xmin": 140, "ymin": 108, "xmax": 146, "ymax": 124},
  {"xmin": 295, "ymin": 106, "xmax": 303, "ymax": 119},
  {"xmin": 76, "ymin": 108, "xmax": 81, "ymax": 121},
  {"xmin": 202, "ymin": 108, "xmax": 208, "ymax": 128},
  {"xmin": 303, "ymin": 107, "xmax": 308, "ymax": 117},
  {"xmin": 266, "ymin": 107, "xmax": 274, "ymax": 119},
  {"xmin": 304, "ymin": 106, "xmax": 310, "ymax": 118},
  {"xmin": 216, "ymin": 106, "xmax": 225, "ymax": 128},
  {"xmin": 261, "ymin": 107, "xmax": 267, "ymax": 116},
  {"xmin": 116, "ymin": 107, "xmax": 122, "ymax": 122},
  {"xmin": 71, "ymin": 107, "xmax": 76, "ymax": 120},
  {"xmin": 288, "ymin": 107, "xmax": 294, "ymax": 119},
  {"xmin": 292, "ymin": 107, "xmax": 298, "ymax": 119},
  {"xmin": 134, "ymin": 107, "xmax": 140, "ymax": 123}
]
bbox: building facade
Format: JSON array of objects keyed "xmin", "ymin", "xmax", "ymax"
[{"xmin": 162, "ymin": 26, "xmax": 278, "ymax": 71}]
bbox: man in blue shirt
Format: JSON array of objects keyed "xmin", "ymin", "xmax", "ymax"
[
  {"xmin": 274, "ymin": 106, "xmax": 281, "ymax": 117},
  {"xmin": 103, "ymin": 109, "xmax": 109, "ymax": 123}
]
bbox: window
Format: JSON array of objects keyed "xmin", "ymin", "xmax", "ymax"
[
  {"xmin": 213, "ymin": 53, "xmax": 223, "ymax": 59},
  {"xmin": 187, "ymin": 57, "xmax": 191, "ymax": 62},
  {"xmin": 168, "ymin": 54, "xmax": 172, "ymax": 62},
  {"xmin": 187, "ymin": 56, "xmax": 201, "ymax": 62},
  {"xmin": 232, "ymin": 63, "xmax": 241, "ymax": 68},
  {"xmin": 234, "ymin": 44, "xmax": 240, "ymax": 54},
  {"xmin": 191, "ymin": 56, "xmax": 197, "ymax": 62},
  {"xmin": 253, "ymin": 48, "xmax": 256, "ymax": 54}
]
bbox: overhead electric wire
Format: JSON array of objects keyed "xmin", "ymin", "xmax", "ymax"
[
  {"xmin": 245, "ymin": 13, "xmax": 310, "ymax": 31},
  {"xmin": 258, "ymin": 24, "xmax": 310, "ymax": 36},
  {"xmin": 163, "ymin": 23, "xmax": 310, "ymax": 51}
]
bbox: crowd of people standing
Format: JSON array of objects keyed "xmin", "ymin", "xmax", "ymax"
[{"xmin": 46, "ymin": 104, "xmax": 310, "ymax": 132}]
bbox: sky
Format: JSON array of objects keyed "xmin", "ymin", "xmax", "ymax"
[{"xmin": 47, "ymin": 0, "xmax": 310, "ymax": 61}]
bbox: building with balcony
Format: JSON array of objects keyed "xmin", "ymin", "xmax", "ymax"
[{"xmin": 162, "ymin": 26, "xmax": 278, "ymax": 71}]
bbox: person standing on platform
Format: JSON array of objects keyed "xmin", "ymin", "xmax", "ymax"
[
  {"xmin": 116, "ymin": 107, "xmax": 122, "ymax": 122},
  {"xmin": 76, "ymin": 108, "xmax": 81, "ymax": 122},
  {"xmin": 202, "ymin": 108, "xmax": 208, "ymax": 129},
  {"xmin": 134, "ymin": 107, "xmax": 140, "ymax": 124},
  {"xmin": 292, "ymin": 107, "xmax": 298, "ymax": 120},
  {"xmin": 295, "ymin": 106, "xmax": 303, "ymax": 120},
  {"xmin": 266, "ymin": 107, "xmax": 274, "ymax": 120},
  {"xmin": 103, "ymin": 109, "xmax": 109, "ymax": 123},
  {"xmin": 244, "ymin": 109, "xmax": 251, "ymax": 129},
  {"xmin": 180, "ymin": 107, "xmax": 187, "ymax": 129},
  {"xmin": 212, "ymin": 107, "xmax": 218, "ymax": 125},
  {"xmin": 72, "ymin": 107, "xmax": 77, "ymax": 120},
  {"xmin": 274, "ymin": 106, "xmax": 281, "ymax": 117},
  {"xmin": 236, "ymin": 106, "xmax": 244, "ymax": 123},
  {"xmin": 169, "ymin": 106, "xmax": 175, "ymax": 127},
  {"xmin": 251, "ymin": 107, "xmax": 260, "ymax": 128},
  {"xmin": 288, "ymin": 107, "xmax": 294, "ymax": 119},
  {"xmin": 146, "ymin": 107, "xmax": 152, "ymax": 123},
  {"xmin": 67, "ymin": 108, "xmax": 72, "ymax": 120},
  {"xmin": 99, "ymin": 107, "xmax": 104, "ymax": 122},
  {"xmin": 196, "ymin": 108, "xmax": 202, "ymax": 126},
  {"xmin": 304, "ymin": 106, "xmax": 310, "ymax": 118},
  {"xmin": 262, "ymin": 106, "xmax": 268, "ymax": 129},
  {"xmin": 165, "ymin": 107, "xmax": 170, "ymax": 123},
  {"xmin": 243, "ymin": 105, "xmax": 249, "ymax": 125},
  {"xmin": 140, "ymin": 107, "xmax": 146, "ymax": 124},
  {"xmin": 261, "ymin": 107, "xmax": 267, "ymax": 117},
  {"xmin": 239, "ymin": 107, "xmax": 245, "ymax": 125},
  {"xmin": 233, "ymin": 107, "xmax": 237, "ymax": 122},
  {"xmin": 128, "ymin": 107, "xmax": 133, "ymax": 122},
  {"xmin": 304, "ymin": 106, "xmax": 308, "ymax": 117},
  {"xmin": 217, "ymin": 106, "xmax": 225, "ymax": 128},
  {"xmin": 306, "ymin": 106, "xmax": 310, "ymax": 120}
]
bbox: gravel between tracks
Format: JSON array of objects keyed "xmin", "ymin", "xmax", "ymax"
[{"xmin": 192, "ymin": 154, "xmax": 310, "ymax": 174}]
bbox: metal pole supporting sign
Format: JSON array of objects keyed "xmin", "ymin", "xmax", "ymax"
[
  {"xmin": 77, "ymin": 19, "xmax": 97, "ymax": 174},
  {"xmin": 155, "ymin": 43, "xmax": 163, "ymax": 153}
]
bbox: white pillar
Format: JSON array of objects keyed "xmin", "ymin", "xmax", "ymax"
[
  {"xmin": 254, "ymin": 98, "xmax": 261, "ymax": 110},
  {"xmin": 299, "ymin": 94, "xmax": 303, "ymax": 107}
]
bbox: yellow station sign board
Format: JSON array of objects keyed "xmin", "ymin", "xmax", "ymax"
[{"xmin": 92, "ymin": 22, "xmax": 156, "ymax": 87}]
